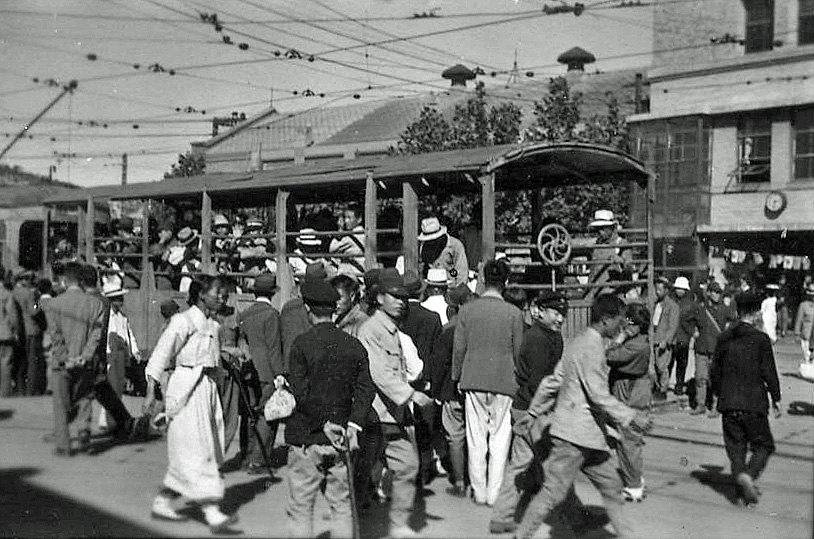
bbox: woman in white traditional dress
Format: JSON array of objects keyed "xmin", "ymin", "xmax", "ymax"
[{"xmin": 143, "ymin": 275, "xmax": 238, "ymax": 532}]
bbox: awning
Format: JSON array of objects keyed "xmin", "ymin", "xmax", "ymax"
[{"xmin": 697, "ymin": 222, "xmax": 814, "ymax": 256}]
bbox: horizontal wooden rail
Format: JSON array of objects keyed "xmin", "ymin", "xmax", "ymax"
[{"xmin": 507, "ymin": 279, "xmax": 648, "ymax": 291}]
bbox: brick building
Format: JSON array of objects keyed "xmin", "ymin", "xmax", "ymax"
[{"xmin": 629, "ymin": 0, "xmax": 814, "ymax": 287}]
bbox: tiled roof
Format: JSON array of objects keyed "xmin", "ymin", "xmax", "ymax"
[{"xmin": 198, "ymin": 69, "xmax": 647, "ymax": 154}]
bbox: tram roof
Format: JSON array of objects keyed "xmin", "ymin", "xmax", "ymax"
[{"xmin": 44, "ymin": 142, "xmax": 652, "ymax": 205}]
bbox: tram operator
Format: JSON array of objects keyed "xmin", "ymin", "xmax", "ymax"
[{"xmin": 587, "ymin": 209, "xmax": 637, "ymax": 297}]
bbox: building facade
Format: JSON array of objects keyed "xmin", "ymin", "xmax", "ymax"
[{"xmin": 629, "ymin": 0, "xmax": 814, "ymax": 285}]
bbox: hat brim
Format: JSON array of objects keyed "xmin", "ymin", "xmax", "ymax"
[
  {"xmin": 417, "ymin": 226, "xmax": 447, "ymax": 242},
  {"xmin": 104, "ymin": 289, "xmax": 128, "ymax": 298},
  {"xmin": 588, "ymin": 220, "xmax": 617, "ymax": 228},
  {"xmin": 425, "ymin": 279, "xmax": 449, "ymax": 287},
  {"xmin": 177, "ymin": 233, "xmax": 199, "ymax": 246},
  {"xmin": 381, "ymin": 285, "xmax": 410, "ymax": 298}
]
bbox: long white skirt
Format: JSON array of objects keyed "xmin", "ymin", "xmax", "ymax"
[{"xmin": 163, "ymin": 366, "xmax": 226, "ymax": 502}]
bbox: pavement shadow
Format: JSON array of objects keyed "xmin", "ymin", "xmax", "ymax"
[
  {"xmin": 781, "ymin": 372, "xmax": 814, "ymax": 384},
  {"xmin": 221, "ymin": 476, "xmax": 279, "ymax": 515},
  {"xmin": 689, "ymin": 464, "xmax": 740, "ymax": 505},
  {"xmin": 787, "ymin": 400, "xmax": 814, "ymax": 416},
  {"xmin": 0, "ymin": 409, "xmax": 13, "ymax": 421},
  {"xmin": 0, "ymin": 467, "xmax": 160, "ymax": 537}
]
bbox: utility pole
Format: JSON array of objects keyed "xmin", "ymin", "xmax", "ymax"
[
  {"xmin": 505, "ymin": 49, "xmax": 520, "ymax": 88},
  {"xmin": 0, "ymin": 80, "xmax": 77, "ymax": 161},
  {"xmin": 121, "ymin": 153, "xmax": 128, "ymax": 185}
]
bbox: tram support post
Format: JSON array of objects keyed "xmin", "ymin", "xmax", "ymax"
[
  {"xmin": 364, "ymin": 172, "xmax": 378, "ymax": 270},
  {"xmin": 76, "ymin": 203, "xmax": 85, "ymax": 263},
  {"xmin": 41, "ymin": 206, "xmax": 50, "ymax": 277},
  {"xmin": 84, "ymin": 197, "xmax": 94, "ymax": 263},
  {"xmin": 200, "ymin": 190, "xmax": 212, "ymax": 274},
  {"xmin": 479, "ymin": 173, "xmax": 496, "ymax": 262},
  {"xmin": 276, "ymin": 189, "xmax": 293, "ymax": 303},
  {"xmin": 402, "ymin": 181, "xmax": 418, "ymax": 277}
]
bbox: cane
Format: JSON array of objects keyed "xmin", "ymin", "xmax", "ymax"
[
  {"xmin": 222, "ymin": 359, "xmax": 276, "ymax": 478},
  {"xmin": 344, "ymin": 435, "xmax": 361, "ymax": 539}
]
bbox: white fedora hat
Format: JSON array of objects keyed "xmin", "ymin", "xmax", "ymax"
[
  {"xmin": 418, "ymin": 217, "xmax": 447, "ymax": 241},
  {"xmin": 673, "ymin": 276, "xmax": 691, "ymax": 290},
  {"xmin": 588, "ymin": 209, "xmax": 618, "ymax": 228}
]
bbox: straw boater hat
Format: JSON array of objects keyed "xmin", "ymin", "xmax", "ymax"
[
  {"xmin": 213, "ymin": 214, "xmax": 229, "ymax": 227},
  {"xmin": 296, "ymin": 228, "xmax": 322, "ymax": 247},
  {"xmin": 588, "ymin": 209, "xmax": 619, "ymax": 229},
  {"xmin": 176, "ymin": 227, "xmax": 199, "ymax": 246},
  {"xmin": 673, "ymin": 276, "xmax": 691, "ymax": 290},
  {"xmin": 246, "ymin": 218, "xmax": 263, "ymax": 229},
  {"xmin": 426, "ymin": 268, "xmax": 450, "ymax": 287},
  {"xmin": 765, "ymin": 283, "xmax": 780, "ymax": 291},
  {"xmin": 417, "ymin": 217, "xmax": 447, "ymax": 242},
  {"xmin": 102, "ymin": 281, "xmax": 128, "ymax": 298}
]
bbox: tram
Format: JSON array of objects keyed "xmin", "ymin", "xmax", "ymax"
[{"xmin": 43, "ymin": 141, "xmax": 655, "ymax": 355}]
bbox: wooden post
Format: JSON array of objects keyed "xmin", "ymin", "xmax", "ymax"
[
  {"xmin": 364, "ymin": 171, "xmax": 378, "ymax": 269},
  {"xmin": 84, "ymin": 197, "xmax": 94, "ymax": 263},
  {"xmin": 41, "ymin": 206, "xmax": 50, "ymax": 276},
  {"xmin": 200, "ymin": 191, "xmax": 212, "ymax": 274},
  {"xmin": 76, "ymin": 203, "xmax": 85, "ymax": 263},
  {"xmin": 480, "ymin": 173, "xmax": 496, "ymax": 261},
  {"xmin": 276, "ymin": 189, "xmax": 293, "ymax": 303},
  {"xmin": 402, "ymin": 181, "xmax": 418, "ymax": 277},
  {"xmin": 646, "ymin": 173, "xmax": 656, "ymax": 310},
  {"xmin": 141, "ymin": 201, "xmax": 150, "ymax": 275}
]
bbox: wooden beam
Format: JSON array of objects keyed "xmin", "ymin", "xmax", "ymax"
[
  {"xmin": 141, "ymin": 201, "xmax": 151, "ymax": 281},
  {"xmin": 402, "ymin": 181, "xmax": 418, "ymax": 277},
  {"xmin": 364, "ymin": 171, "xmax": 378, "ymax": 269},
  {"xmin": 76, "ymin": 204, "xmax": 85, "ymax": 264},
  {"xmin": 41, "ymin": 207, "xmax": 50, "ymax": 277},
  {"xmin": 480, "ymin": 173, "xmax": 496, "ymax": 261},
  {"xmin": 276, "ymin": 189, "xmax": 293, "ymax": 304},
  {"xmin": 84, "ymin": 197, "xmax": 94, "ymax": 263},
  {"xmin": 200, "ymin": 191, "xmax": 212, "ymax": 273}
]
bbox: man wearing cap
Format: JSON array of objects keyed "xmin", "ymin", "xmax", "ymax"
[
  {"xmin": 490, "ymin": 290, "xmax": 572, "ymax": 533},
  {"xmin": 100, "ymin": 282, "xmax": 141, "ymax": 429},
  {"xmin": 421, "ymin": 268, "xmax": 450, "ymax": 326},
  {"xmin": 793, "ymin": 283, "xmax": 814, "ymax": 363},
  {"xmin": 430, "ymin": 283, "xmax": 473, "ymax": 498},
  {"xmin": 761, "ymin": 284, "xmax": 780, "ymax": 344},
  {"xmin": 587, "ymin": 210, "xmax": 635, "ymax": 297},
  {"xmin": 285, "ymin": 277, "xmax": 375, "ymax": 537},
  {"xmin": 453, "ymin": 259, "xmax": 524, "ymax": 506},
  {"xmin": 237, "ymin": 273, "xmax": 285, "ymax": 475},
  {"xmin": 212, "ymin": 214, "xmax": 236, "ymax": 274},
  {"xmin": 711, "ymin": 292, "xmax": 782, "ymax": 506},
  {"xmin": 418, "ymin": 216, "xmax": 469, "ymax": 288},
  {"xmin": 690, "ymin": 281, "xmax": 732, "ymax": 417},
  {"xmin": 652, "ymin": 276, "xmax": 680, "ymax": 401},
  {"xmin": 357, "ymin": 268, "xmax": 431, "ymax": 538},
  {"xmin": 672, "ymin": 276, "xmax": 701, "ymax": 397},
  {"xmin": 330, "ymin": 274, "xmax": 369, "ymax": 338}
]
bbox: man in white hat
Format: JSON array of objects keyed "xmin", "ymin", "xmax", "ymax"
[
  {"xmin": 672, "ymin": 276, "xmax": 701, "ymax": 398},
  {"xmin": 587, "ymin": 209, "xmax": 635, "ymax": 297},
  {"xmin": 421, "ymin": 268, "xmax": 450, "ymax": 325},
  {"xmin": 418, "ymin": 217, "xmax": 469, "ymax": 288},
  {"xmin": 100, "ymin": 281, "xmax": 141, "ymax": 429}
]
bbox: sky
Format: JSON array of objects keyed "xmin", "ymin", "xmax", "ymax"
[{"xmin": 0, "ymin": 0, "xmax": 657, "ymax": 188}]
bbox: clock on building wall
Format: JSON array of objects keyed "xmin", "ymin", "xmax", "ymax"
[{"xmin": 764, "ymin": 190, "xmax": 787, "ymax": 219}]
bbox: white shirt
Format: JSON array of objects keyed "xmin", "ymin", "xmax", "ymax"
[
  {"xmin": 421, "ymin": 294, "xmax": 449, "ymax": 326},
  {"xmin": 761, "ymin": 296, "xmax": 778, "ymax": 343},
  {"xmin": 107, "ymin": 308, "xmax": 140, "ymax": 360}
]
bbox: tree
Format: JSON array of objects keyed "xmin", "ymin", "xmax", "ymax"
[
  {"xmin": 164, "ymin": 151, "xmax": 205, "ymax": 179},
  {"xmin": 524, "ymin": 77, "xmax": 632, "ymax": 231}
]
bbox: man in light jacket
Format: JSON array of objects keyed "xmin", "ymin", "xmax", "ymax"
[
  {"xmin": 652, "ymin": 276, "xmax": 679, "ymax": 401},
  {"xmin": 515, "ymin": 294, "xmax": 653, "ymax": 539}
]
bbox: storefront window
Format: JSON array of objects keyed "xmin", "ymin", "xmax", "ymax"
[{"xmin": 795, "ymin": 108, "xmax": 814, "ymax": 180}]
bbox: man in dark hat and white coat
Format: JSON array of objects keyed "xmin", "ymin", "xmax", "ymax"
[{"xmin": 418, "ymin": 217, "xmax": 469, "ymax": 288}]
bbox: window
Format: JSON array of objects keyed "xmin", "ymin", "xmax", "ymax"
[
  {"xmin": 636, "ymin": 118, "xmax": 711, "ymax": 188},
  {"xmin": 795, "ymin": 108, "xmax": 814, "ymax": 180},
  {"xmin": 737, "ymin": 115, "xmax": 772, "ymax": 183},
  {"xmin": 743, "ymin": 0, "xmax": 775, "ymax": 53},
  {"xmin": 801, "ymin": 0, "xmax": 814, "ymax": 45}
]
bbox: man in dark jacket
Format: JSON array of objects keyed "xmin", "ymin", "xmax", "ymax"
[
  {"xmin": 672, "ymin": 276, "xmax": 701, "ymax": 397},
  {"xmin": 285, "ymin": 277, "xmax": 375, "ymax": 538},
  {"xmin": 280, "ymin": 262, "xmax": 328, "ymax": 366},
  {"xmin": 711, "ymin": 292, "xmax": 782, "ymax": 506},
  {"xmin": 238, "ymin": 273, "xmax": 285, "ymax": 474}
]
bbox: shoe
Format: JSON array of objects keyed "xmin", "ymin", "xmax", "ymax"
[
  {"xmin": 673, "ymin": 387, "xmax": 685, "ymax": 396},
  {"xmin": 389, "ymin": 525, "xmax": 420, "ymax": 538},
  {"xmin": 245, "ymin": 462, "xmax": 269, "ymax": 476},
  {"xmin": 150, "ymin": 496, "xmax": 188, "ymax": 522},
  {"xmin": 445, "ymin": 484, "xmax": 467, "ymax": 498},
  {"xmin": 707, "ymin": 409, "xmax": 720, "ymax": 419},
  {"xmin": 689, "ymin": 407, "xmax": 706, "ymax": 415},
  {"xmin": 622, "ymin": 486, "xmax": 645, "ymax": 502},
  {"xmin": 735, "ymin": 472, "xmax": 759, "ymax": 504},
  {"xmin": 202, "ymin": 505, "xmax": 238, "ymax": 533},
  {"xmin": 652, "ymin": 391, "xmax": 667, "ymax": 402},
  {"xmin": 489, "ymin": 520, "xmax": 517, "ymax": 534},
  {"xmin": 77, "ymin": 431, "xmax": 92, "ymax": 454},
  {"xmin": 129, "ymin": 416, "xmax": 150, "ymax": 441}
]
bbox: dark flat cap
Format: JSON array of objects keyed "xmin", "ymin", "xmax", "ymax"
[
  {"xmin": 378, "ymin": 268, "xmax": 409, "ymax": 298},
  {"xmin": 301, "ymin": 279, "xmax": 340, "ymax": 305},
  {"xmin": 305, "ymin": 262, "xmax": 328, "ymax": 282},
  {"xmin": 534, "ymin": 290, "xmax": 568, "ymax": 315},
  {"xmin": 253, "ymin": 273, "xmax": 277, "ymax": 295},
  {"xmin": 160, "ymin": 299, "xmax": 180, "ymax": 319},
  {"xmin": 403, "ymin": 270, "xmax": 425, "ymax": 298}
]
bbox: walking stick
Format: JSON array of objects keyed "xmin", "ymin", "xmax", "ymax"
[
  {"xmin": 222, "ymin": 359, "xmax": 276, "ymax": 478},
  {"xmin": 344, "ymin": 436, "xmax": 361, "ymax": 539}
]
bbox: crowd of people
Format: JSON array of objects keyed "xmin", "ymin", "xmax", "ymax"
[{"xmin": 0, "ymin": 206, "xmax": 790, "ymax": 538}]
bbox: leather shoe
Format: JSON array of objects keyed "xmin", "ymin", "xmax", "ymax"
[
  {"xmin": 489, "ymin": 520, "xmax": 517, "ymax": 534},
  {"xmin": 446, "ymin": 484, "xmax": 467, "ymax": 498}
]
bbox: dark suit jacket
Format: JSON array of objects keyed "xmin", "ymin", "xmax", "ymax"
[
  {"xmin": 238, "ymin": 300, "xmax": 284, "ymax": 382},
  {"xmin": 286, "ymin": 322, "xmax": 375, "ymax": 447},
  {"xmin": 400, "ymin": 300, "xmax": 442, "ymax": 383},
  {"xmin": 281, "ymin": 297, "xmax": 311, "ymax": 366}
]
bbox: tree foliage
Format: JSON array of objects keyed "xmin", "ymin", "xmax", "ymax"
[
  {"xmin": 396, "ymin": 76, "xmax": 632, "ymax": 235},
  {"xmin": 164, "ymin": 151, "xmax": 205, "ymax": 179}
]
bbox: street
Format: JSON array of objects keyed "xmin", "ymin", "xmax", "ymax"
[{"xmin": 1, "ymin": 340, "xmax": 812, "ymax": 539}]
